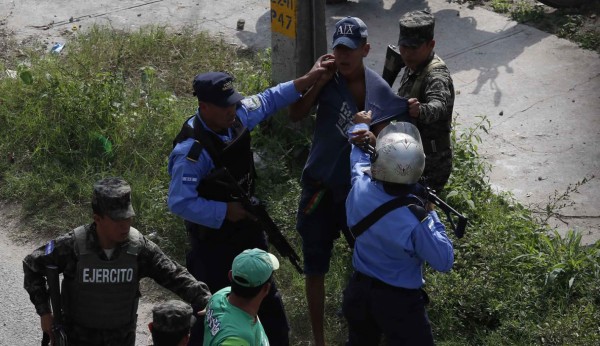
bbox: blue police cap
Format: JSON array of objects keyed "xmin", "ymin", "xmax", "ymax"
[{"xmin": 192, "ymin": 72, "xmax": 244, "ymax": 107}]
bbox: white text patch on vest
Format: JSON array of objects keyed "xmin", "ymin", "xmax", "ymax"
[{"xmin": 82, "ymin": 268, "xmax": 134, "ymax": 283}]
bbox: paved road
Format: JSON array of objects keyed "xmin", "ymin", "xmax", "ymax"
[{"xmin": 0, "ymin": 203, "xmax": 40, "ymax": 346}]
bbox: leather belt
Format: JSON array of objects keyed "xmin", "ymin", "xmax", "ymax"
[{"xmin": 354, "ymin": 271, "xmax": 418, "ymax": 293}]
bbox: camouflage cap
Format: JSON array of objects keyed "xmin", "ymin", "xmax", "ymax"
[
  {"xmin": 92, "ymin": 177, "xmax": 135, "ymax": 220},
  {"xmin": 152, "ymin": 300, "xmax": 196, "ymax": 333},
  {"xmin": 398, "ymin": 10, "xmax": 435, "ymax": 47}
]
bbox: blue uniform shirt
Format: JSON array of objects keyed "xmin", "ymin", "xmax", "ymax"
[
  {"xmin": 167, "ymin": 81, "xmax": 301, "ymax": 229},
  {"xmin": 345, "ymin": 123, "xmax": 454, "ymax": 289}
]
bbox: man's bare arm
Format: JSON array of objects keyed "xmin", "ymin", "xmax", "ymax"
[{"xmin": 289, "ymin": 54, "xmax": 336, "ymax": 122}]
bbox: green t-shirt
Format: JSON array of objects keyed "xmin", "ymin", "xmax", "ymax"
[{"xmin": 204, "ymin": 287, "xmax": 270, "ymax": 346}]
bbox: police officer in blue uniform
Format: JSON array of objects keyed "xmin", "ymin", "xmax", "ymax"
[
  {"xmin": 343, "ymin": 120, "xmax": 455, "ymax": 345},
  {"xmin": 167, "ymin": 65, "xmax": 333, "ymax": 345},
  {"xmin": 23, "ymin": 177, "xmax": 211, "ymax": 346}
]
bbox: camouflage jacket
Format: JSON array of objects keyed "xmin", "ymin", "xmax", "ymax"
[
  {"xmin": 23, "ymin": 223, "xmax": 211, "ymax": 317},
  {"xmin": 397, "ymin": 52, "xmax": 455, "ymax": 141}
]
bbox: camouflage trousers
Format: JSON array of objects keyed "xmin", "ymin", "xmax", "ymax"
[{"xmin": 423, "ymin": 148, "xmax": 453, "ymax": 193}]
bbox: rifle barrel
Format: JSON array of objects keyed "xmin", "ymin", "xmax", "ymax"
[
  {"xmin": 221, "ymin": 167, "xmax": 305, "ymax": 274},
  {"xmin": 45, "ymin": 265, "xmax": 62, "ymax": 323},
  {"xmin": 45, "ymin": 265, "xmax": 68, "ymax": 345}
]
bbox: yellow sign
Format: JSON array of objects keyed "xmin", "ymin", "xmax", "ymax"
[{"xmin": 271, "ymin": 0, "xmax": 296, "ymax": 39}]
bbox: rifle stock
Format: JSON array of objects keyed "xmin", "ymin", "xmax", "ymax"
[{"xmin": 382, "ymin": 44, "xmax": 405, "ymax": 87}]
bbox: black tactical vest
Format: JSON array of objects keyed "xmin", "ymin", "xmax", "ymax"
[
  {"xmin": 62, "ymin": 226, "xmax": 141, "ymax": 329},
  {"xmin": 173, "ymin": 114, "xmax": 255, "ymax": 201}
]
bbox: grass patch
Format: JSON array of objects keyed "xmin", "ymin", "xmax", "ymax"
[
  {"xmin": 491, "ymin": 0, "xmax": 512, "ymax": 13},
  {"xmin": 466, "ymin": 0, "xmax": 600, "ymax": 53},
  {"xmin": 1, "ymin": 26, "xmax": 599, "ymax": 345}
]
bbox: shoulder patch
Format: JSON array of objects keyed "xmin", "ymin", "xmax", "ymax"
[
  {"xmin": 240, "ymin": 95, "xmax": 261, "ymax": 111},
  {"xmin": 44, "ymin": 240, "xmax": 55, "ymax": 255},
  {"xmin": 182, "ymin": 174, "xmax": 198, "ymax": 185},
  {"xmin": 408, "ymin": 204, "xmax": 429, "ymax": 222}
]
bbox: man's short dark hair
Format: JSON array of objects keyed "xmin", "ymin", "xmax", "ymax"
[
  {"xmin": 151, "ymin": 328, "xmax": 189, "ymax": 346},
  {"xmin": 231, "ymin": 275, "xmax": 273, "ymax": 298}
]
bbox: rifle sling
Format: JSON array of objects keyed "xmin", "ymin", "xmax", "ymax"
[{"xmin": 350, "ymin": 195, "xmax": 424, "ymax": 239}]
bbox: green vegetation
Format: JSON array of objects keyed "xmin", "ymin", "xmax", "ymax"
[
  {"xmin": 557, "ymin": 14, "xmax": 600, "ymax": 51},
  {"xmin": 470, "ymin": 0, "xmax": 600, "ymax": 53},
  {"xmin": 490, "ymin": 0, "xmax": 513, "ymax": 13},
  {"xmin": 1, "ymin": 27, "xmax": 598, "ymax": 345},
  {"xmin": 510, "ymin": 1, "xmax": 545, "ymax": 22}
]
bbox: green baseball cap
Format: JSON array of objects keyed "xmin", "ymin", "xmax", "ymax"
[{"xmin": 232, "ymin": 248, "xmax": 280, "ymax": 287}]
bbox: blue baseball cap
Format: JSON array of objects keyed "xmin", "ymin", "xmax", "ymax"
[
  {"xmin": 192, "ymin": 72, "xmax": 244, "ymax": 107},
  {"xmin": 332, "ymin": 16, "xmax": 368, "ymax": 49}
]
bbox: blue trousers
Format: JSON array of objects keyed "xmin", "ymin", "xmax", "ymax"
[{"xmin": 342, "ymin": 272, "xmax": 435, "ymax": 346}]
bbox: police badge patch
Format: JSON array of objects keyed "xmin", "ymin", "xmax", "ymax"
[
  {"xmin": 182, "ymin": 174, "xmax": 198, "ymax": 185},
  {"xmin": 240, "ymin": 95, "xmax": 261, "ymax": 111}
]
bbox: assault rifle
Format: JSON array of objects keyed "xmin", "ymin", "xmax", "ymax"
[
  {"xmin": 357, "ymin": 142, "xmax": 467, "ymax": 238},
  {"xmin": 42, "ymin": 265, "xmax": 68, "ymax": 346},
  {"xmin": 212, "ymin": 167, "xmax": 304, "ymax": 274},
  {"xmin": 412, "ymin": 183, "xmax": 467, "ymax": 239}
]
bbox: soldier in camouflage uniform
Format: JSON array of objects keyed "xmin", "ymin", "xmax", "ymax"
[
  {"xmin": 148, "ymin": 300, "xmax": 195, "ymax": 346},
  {"xmin": 396, "ymin": 10, "xmax": 455, "ymax": 193},
  {"xmin": 23, "ymin": 177, "xmax": 211, "ymax": 346}
]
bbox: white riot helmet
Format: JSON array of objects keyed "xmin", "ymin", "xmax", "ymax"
[{"xmin": 371, "ymin": 121, "xmax": 425, "ymax": 185}]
